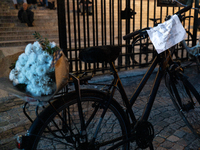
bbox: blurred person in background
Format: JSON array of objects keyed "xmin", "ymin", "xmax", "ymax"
[
  {"xmin": 12, "ymin": 0, "xmax": 27, "ymax": 9},
  {"xmin": 18, "ymin": 2, "xmax": 34, "ymax": 27}
]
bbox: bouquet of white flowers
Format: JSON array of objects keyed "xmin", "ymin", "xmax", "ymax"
[{"xmin": 8, "ymin": 32, "xmax": 69, "ymax": 98}]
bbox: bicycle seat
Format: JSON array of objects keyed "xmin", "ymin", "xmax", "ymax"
[{"xmin": 79, "ymin": 45, "xmax": 121, "ymax": 63}]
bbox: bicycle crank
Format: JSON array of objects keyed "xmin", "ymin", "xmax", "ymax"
[{"xmin": 135, "ymin": 121, "xmax": 154, "ymax": 149}]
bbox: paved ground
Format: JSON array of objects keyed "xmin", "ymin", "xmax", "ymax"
[
  {"xmin": 0, "ymin": 62, "xmax": 200, "ymax": 150},
  {"xmin": 1, "ymin": 0, "xmax": 200, "ymax": 149}
]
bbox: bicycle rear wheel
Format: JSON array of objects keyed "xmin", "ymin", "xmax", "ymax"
[
  {"xmin": 27, "ymin": 89, "xmax": 130, "ymax": 150},
  {"xmin": 165, "ymin": 71, "xmax": 200, "ymax": 138}
]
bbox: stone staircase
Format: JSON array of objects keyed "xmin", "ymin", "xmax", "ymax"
[{"xmin": 0, "ymin": 0, "xmax": 59, "ymax": 58}]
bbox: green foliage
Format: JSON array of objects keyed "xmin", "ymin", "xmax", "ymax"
[
  {"xmin": 33, "ymin": 31, "xmax": 60, "ymax": 55},
  {"xmin": 9, "ymin": 62, "xmax": 16, "ymax": 70}
]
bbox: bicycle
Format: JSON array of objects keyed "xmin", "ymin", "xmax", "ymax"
[
  {"xmin": 17, "ymin": 3, "xmax": 200, "ymax": 150},
  {"xmin": 182, "ymin": 36, "xmax": 200, "ymax": 72}
]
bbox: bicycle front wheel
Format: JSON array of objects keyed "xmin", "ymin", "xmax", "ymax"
[
  {"xmin": 165, "ymin": 72, "xmax": 200, "ymax": 138},
  {"xmin": 133, "ymin": 33, "xmax": 155, "ymax": 65},
  {"xmin": 27, "ymin": 89, "xmax": 130, "ymax": 150}
]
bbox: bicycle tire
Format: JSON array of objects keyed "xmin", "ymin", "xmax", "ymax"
[
  {"xmin": 165, "ymin": 71, "xmax": 200, "ymax": 138},
  {"xmin": 27, "ymin": 89, "xmax": 130, "ymax": 150}
]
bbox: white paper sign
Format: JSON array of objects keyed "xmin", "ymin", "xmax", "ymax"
[{"xmin": 146, "ymin": 15, "xmax": 186, "ymax": 54}]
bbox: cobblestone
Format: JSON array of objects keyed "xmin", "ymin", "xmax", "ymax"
[
  {"xmin": 160, "ymin": 140, "xmax": 175, "ymax": 149},
  {"xmin": 154, "ymin": 136, "xmax": 165, "ymax": 143},
  {"xmin": 171, "ymin": 144, "xmax": 184, "ymax": 150},
  {"xmin": 167, "ymin": 135, "xmax": 180, "ymax": 142},
  {"xmin": 0, "ymin": 121, "xmax": 9, "ymax": 127},
  {"xmin": 174, "ymin": 130, "xmax": 187, "ymax": 138},
  {"xmin": 0, "ymin": 65, "xmax": 200, "ymax": 149}
]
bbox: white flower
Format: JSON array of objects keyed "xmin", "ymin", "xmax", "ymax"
[
  {"xmin": 32, "ymin": 41, "xmax": 40, "ymax": 49},
  {"xmin": 25, "ymin": 53, "xmax": 37, "ymax": 68},
  {"xmin": 37, "ymin": 51, "xmax": 53, "ymax": 66},
  {"xmin": 13, "ymin": 78, "xmax": 19, "ymax": 86},
  {"xmin": 31, "ymin": 90, "xmax": 42, "ymax": 97},
  {"xmin": 36, "ymin": 65, "xmax": 48, "ymax": 76},
  {"xmin": 46, "ymin": 55, "xmax": 53, "ymax": 67},
  {"xmin": 21, "ymin": 66, "xmax": 30, "ymax": 76},
  {"xmin": 9, "ymin": 69, "xmax": 18, "ymax": 81},
  {"xmin": 10, "ymin": 40, "xmax": 58, "ymax": 97},
  {"xmin": 39, "ymin": 75, "xmax": 50, "ymax": 86},
  {"xmin": 32, "ymin": 41, "xmax": 43, "ymax": 55},
  {"xmin": 30, "ymin": 63, "xmax": 37, "ymax": 73},
  {"xmin": 41, "ymin": 84, "xmax": 54, "ymax": 95},
  {"xmin": 15, "ymin": 60, "xmax": 25, "ymax": 71},
  {"xmin": 49, "ymin": 42, "xmax": 56, "ymax": 48},
  {"xmin": 37, "ymin": 53, "xmax": 46, "ymax": 65},
  {"xmin": 29, "ymin": 52, "xmax": 37, "ymax": 63},
  {"xmin": 25, "ymin": 70, "xmax": 36, "ymax": 81},
  {"xmin": 26, "ymin": 84, "xmax": 42, "ymax": 97},
  {"xmin": 18, "ymin": 72, "xmax": 28, "ymax": 84},
  {"xmin": 25, "ymin": 43, "xmax": 33, "ymax": 55},
  {"xmin": 30, "ymin": 76, "xmax": 40, "ymax": 87},
  {"xmin": 25, "ymin": 61, "xmax": 32, "ymax": 69},
  {"xmin": 18, "ymin": 53, "xmax": 28, "ymax": 66}
]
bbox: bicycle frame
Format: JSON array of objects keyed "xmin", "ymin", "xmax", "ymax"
[
  {"xmin": 88, "ymin": 50, "xmax": 174, "ymax": 149},
  {"xmin": 110, "ymin": 50, "xmax": 172, "ymax": 123}
]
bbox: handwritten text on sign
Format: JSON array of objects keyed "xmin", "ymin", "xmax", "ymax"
[{"xmin": 146, "ymin": 15, "xmax": 186, "ymax": 54}]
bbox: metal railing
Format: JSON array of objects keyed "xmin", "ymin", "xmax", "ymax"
[{"xmin": 57, "ymin": 0, "xmax": 199, "ymax": 75}]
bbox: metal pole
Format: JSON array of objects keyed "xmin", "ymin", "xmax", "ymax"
[
  {"xmin": 192, "ymin": 0, "xmax": 199, "ymax": 46},
  {"xmin": 126, "ymin": 0, "xmax": 131, "ymax": 68},
  {"xmin": 57, "ymin": 0, "xmax": 68, "ymax": 57}
]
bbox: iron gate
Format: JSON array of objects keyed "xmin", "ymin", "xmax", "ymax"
[{"xmin": 57, "ymin": 0, "xmax": 199, "ymax": 75}]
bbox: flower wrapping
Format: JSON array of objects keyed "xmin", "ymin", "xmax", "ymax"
[{"xmin": 5, "ymin": 40, "xmax": 69, "ymax": 100}]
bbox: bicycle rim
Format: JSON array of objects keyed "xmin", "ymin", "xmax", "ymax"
[
  {"xmin": 165, "ymin": 73, "xmax": 200, "ymax": 137},
  {"xmin": 28, "ymin": 90, "xmax": 130, "ymax": 150},
  {"xmin": 133, "ymin": 34, "xmax": 154, "ymax": 65}
]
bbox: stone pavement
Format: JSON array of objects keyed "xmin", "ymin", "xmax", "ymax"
[{"xmin": 0, "ymin": 62, "xmax": 200, "ymax": 150}]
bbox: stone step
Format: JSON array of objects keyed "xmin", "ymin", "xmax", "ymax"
[
  {"xmin": 0, "ymin": 0, "xmax": 13, "ymax": 3},
  {"xmin": 0, "ymin": 30, "xmax": 58, "ymax": 36},
  {"xmin": 0, "ymin": 9, "xmax": 57, "ymax": 16},
  {"xmin": 0, "ymin": 21, "xmax": 58, "ymax": 27},
  {"xmin": 0, "ymin": 34, "xmax": 58, "ymax": 41},
  {"xmin": 0, "ymin": 4, "xmax": 12, "ymax": 9},
  {"xmin": 0, "ymin": 18, "xmax": 58, "ymax": 24},
  {"xmin": 0, "ymin": 26, "xmax": 58, "ymax": 31},
  {"xmin": 0, "ymin": 38, "xmax": 59, "ymax": 47},
  {"xmin": 0, "ymin": 15, "xmax": 57, "ymax": 20}
]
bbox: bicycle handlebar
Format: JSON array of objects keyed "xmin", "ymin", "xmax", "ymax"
[
  {"xmin": 123, "ymin": 5, "xmax": 192, "ymax": 41},
  {"xmin": 123, "ymin": 30, "xmax": 140, "ymax": 40},
  {"xmin": 175, "ymin": 5, "xmax": 192, "ymax": 16},
  {"xmin": 123, "ymin": 27, "xmax": 150, "ymax": 40}
]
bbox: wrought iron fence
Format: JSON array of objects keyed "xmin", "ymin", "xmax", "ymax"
[{"xmin": 57, "ymin": 0, "xmax": 198, "ymax": 75}]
